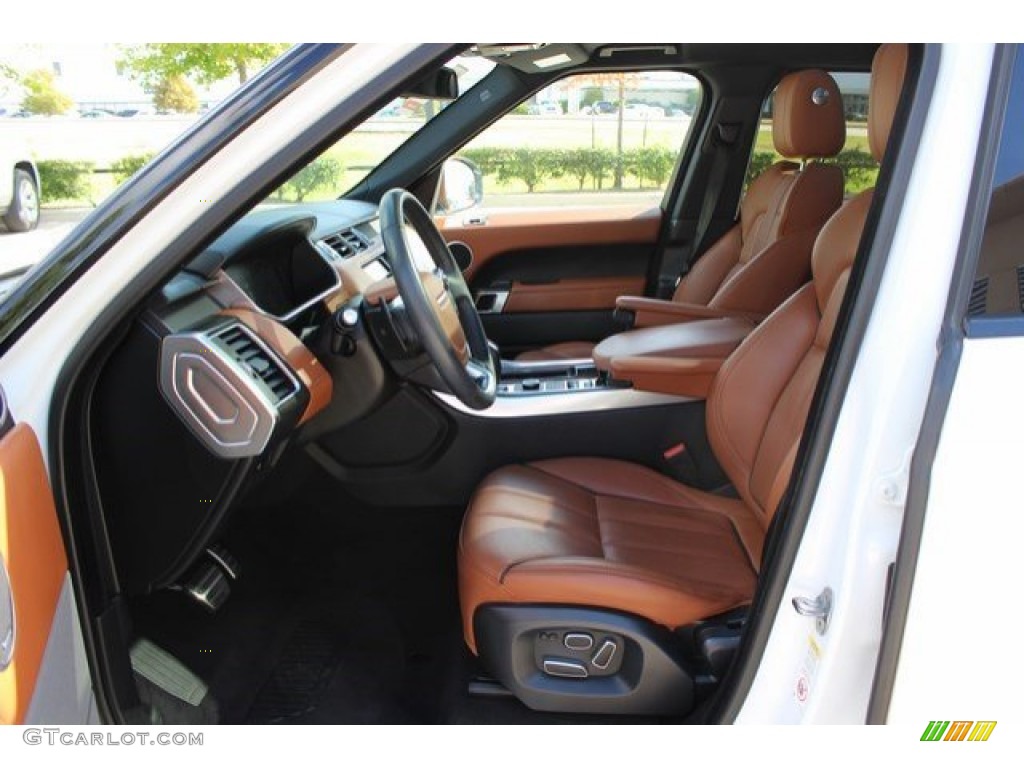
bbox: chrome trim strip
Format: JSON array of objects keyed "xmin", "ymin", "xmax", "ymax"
[
  {"xmin": 274, "ymin": 240, "xmax": 344, "ymax": 323},
  {"xmin": 0, "ymin": 555, "xmax": 15, "ymax": 672},
  {"xmin": 475, "ymin": 289, "xmax": 509, "ymax": 314},
  {"xmin": 431, "ymin": 387, "xmax": 693, "ymax": 418}
]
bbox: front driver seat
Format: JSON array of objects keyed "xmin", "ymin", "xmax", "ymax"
[{"xmin": 458, "ymin": 44, "xmax": 909, "ymax": 715}]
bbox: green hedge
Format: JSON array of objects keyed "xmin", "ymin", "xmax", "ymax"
[
  {"xmin": 459, "ymin": 146, "xmax": 677, "ymax": 193},
  {"xmin": 110, "ymin": 153, "xmax": 156, "ymax": 184},
  {"xmin": 35, "ymin": 160, "xmax": 94, "ymax": 203},
  {"xmin": 744, "ymin": 147, "xmax": 878, "ymax": 195}
]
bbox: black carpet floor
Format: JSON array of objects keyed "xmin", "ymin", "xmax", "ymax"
[
  {"xmin": 129, "ymin": 470, "xmax": 689, "ymax": 724},
  {"xmin": 130, "ymin": 479, "xmax": 521, "ymax": 724}
]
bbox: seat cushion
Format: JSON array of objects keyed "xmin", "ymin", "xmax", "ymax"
[
  {"xmin": 516, "ymin": 341, "xmax": 596, "ymax": 362},
  {"xmin": 458, "ymin": 457, "xmax": 764, "ymax": 652}
]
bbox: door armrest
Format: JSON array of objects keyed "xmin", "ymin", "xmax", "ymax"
[{"xmin": 615, "ymin": 296, "xmax": 765, "ymax": 328}]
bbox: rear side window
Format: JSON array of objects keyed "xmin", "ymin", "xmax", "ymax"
[
  {"xmin": 747, "ymin": 71, "xmax": 876, "ymax": 197},
  {"xmin": 965, "ymin": 47, "xmax": 1024, "ymax": 321}
]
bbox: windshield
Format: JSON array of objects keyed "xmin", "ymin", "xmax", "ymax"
[{"xmin": 270, "ymin": 54, "xmax": 494, "ymax": 203}]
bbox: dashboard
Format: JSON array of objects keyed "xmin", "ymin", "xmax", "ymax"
[
  {"xmin": 150, "ymin": 200, "xmax": 400, "ymax": 462},
  {"xmin": 97, "ymin": 198, "xmax": 429, "ymax": 595}
]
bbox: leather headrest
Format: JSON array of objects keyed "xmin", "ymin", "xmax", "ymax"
[
  {"xmin": 869, "ymin": 44, "xmax": 909, "ymax": 162},
  {"xmin": 773, "ymin": 70, "xmax": 846, "ymax": 159}
]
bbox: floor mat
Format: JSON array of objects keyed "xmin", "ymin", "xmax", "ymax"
[{"xmin": 245, "ymin": 592, "xmax": 410, "ymax": 724}]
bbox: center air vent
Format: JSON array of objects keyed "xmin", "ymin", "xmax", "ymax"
[
  {"xmin": 321, "ymin": 228, "xmax": 369, "ymax": 260},
  {"xmin": 216, "ymin": 325, "xmax": 298, "ymax": 402}
]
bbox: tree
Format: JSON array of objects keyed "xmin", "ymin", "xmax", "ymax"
[
  {"xmin": 21, "ymin": 69, "xmax": 73, "ymax": 115},
  {"xmin": 153, "ymin": 75, "xmax": 199, "ymax": 114},
  {"xmin": 578, "ymin": 72, "xmax": 641, "ymax": 188},
  {"xmin": 279, "ymin": 157, "xmax": 343, "ymax": 202},
  {"xmin": 118, "ymin": 44, "xmax": 289, "ymax": 88},
  {"xmin": 0, "ymin": 63, "xmax": 19, "ymax": 100}
]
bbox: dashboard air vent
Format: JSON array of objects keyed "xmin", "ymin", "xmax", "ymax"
[
  {"xmin": 321, "ymin": 228, "xmax": 368, "ymax": 260},
  {"xmin": 216, "ymin": 325, "xmax": 297, "ymax": 402}
]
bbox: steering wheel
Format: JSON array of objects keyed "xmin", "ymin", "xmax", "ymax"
[{"xmin": 378, "ymin": 188, "xmax": 496, "ymax": 410}]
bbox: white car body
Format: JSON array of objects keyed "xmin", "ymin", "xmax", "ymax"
[{"xmin": 0, "ymin": 44, "xmax": 1019, "ymax": 746}]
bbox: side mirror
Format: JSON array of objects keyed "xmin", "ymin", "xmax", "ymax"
[{"xmin": 434, "ymin": 157, "xmax": 483, "ymax": 216}]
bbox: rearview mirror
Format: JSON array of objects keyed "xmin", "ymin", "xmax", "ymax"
[
  {"xmin": 404, "ymin": 67, "xmax": 459, "ymax": 100},
  {"xmin": 434, "ymin": 157, "xmax": 483, "ymax": 216}
]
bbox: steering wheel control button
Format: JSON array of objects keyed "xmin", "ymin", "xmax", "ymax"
[
  {"xmin": 563, "ymin": 633, "xmax": 594, "ymax": 651},
  {"xmin": 542, "ymin": 658, "xmax": 589, "ymax": 679},
  {"xmin": 591, "ymin": 639, "xmax": 618, "ymax": 670}
]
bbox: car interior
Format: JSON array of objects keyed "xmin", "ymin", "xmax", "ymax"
[{"xmin": 60, "ymin": 43, "xmax": 915, "ymax": 724}]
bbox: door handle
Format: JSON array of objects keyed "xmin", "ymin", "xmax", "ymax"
[{"xmin": 0, "ymin": 554, "xmax": 14, "ymax": 671}]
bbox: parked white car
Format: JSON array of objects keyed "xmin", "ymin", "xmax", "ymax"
[{"xmin": 0, "ymin": 138, "xmax": 39, "ymax": 233}]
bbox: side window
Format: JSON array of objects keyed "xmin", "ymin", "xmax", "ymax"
[
  {"xmin": 966, "ymin": 47, "xmax": 1024, "ymax": 319},
  {"xmin": 746, "ymin": 71, "xmax": 877, "ymax": 197},
  {"xmin": 457, "ymin": 71, "xmax": 701, "ymax": 209}
]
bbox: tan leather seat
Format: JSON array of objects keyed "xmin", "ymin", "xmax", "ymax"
[
  {"xmin": 460, "ymin": 46, "xmax": 908, "ymax": 655},
  {"xmin": 519, "ymin": 68, "xmax": 847, "ymax": 363}
]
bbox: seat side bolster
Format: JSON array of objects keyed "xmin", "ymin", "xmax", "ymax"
[
  {"xmin": 708, "ymin": 229, "xmax": 818, "ymax": 316},
  {"xmin": 503, "ymin": 558, "xmax": 754, "ymax": 630},
  {"xmin": 706, "ymin": 285, "xmax": 820, "ymax": 509},
  {"xmin": 673, "ymin": 224, "xmax": 743, "ymax": 305}
]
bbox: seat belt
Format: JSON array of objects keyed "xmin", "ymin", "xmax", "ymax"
[{"xmin": 655, "ymin": 122, "xmax": 740, "ymax": 299}]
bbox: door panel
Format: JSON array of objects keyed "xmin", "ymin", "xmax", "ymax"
[
  {"xmin": 440, "ymin": 205, "xmax": 662, "ymax": 280},
  {"xmin": 503, "ymin": 275, "xmax": 646, "ymax": 313},
  {"xmin": 0, "ymin": 420, "xmax": 69, "ymax": 724},
  {"xmin": 438, "ymin": 205, "xmax": 661, "ymax": 354}
]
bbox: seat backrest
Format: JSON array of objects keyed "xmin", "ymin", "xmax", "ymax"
[
  {"xmin": 706, "ymin": 45, "xmax": 909, "ymax": 542},
  {"xmin": 675, "ymin": 69, "xmax": 847, "ymax": 316}
]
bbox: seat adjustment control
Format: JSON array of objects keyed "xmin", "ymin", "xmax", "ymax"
[
  {"xmin": 591, "ymin": 639, "xmax": 618, "ymax": 670},
  {"xmin": 563, "ymin": 632, "xmax": 593, "ymax": 651},
  {"xmin": 542, "ymin": 658, "xmax": 589, "ymax": 679}
]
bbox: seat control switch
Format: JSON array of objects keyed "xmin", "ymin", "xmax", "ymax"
[
  {"xmin": 591, "ymin": 639, "xmax": 618, "ymax": 670},
  {"xmin": 542, "ymin": 658, "xmax": 589, "ymax": 679},
  {"xmin": 563, "ymin": 632, "xmax": 593, "ymax": 651}
]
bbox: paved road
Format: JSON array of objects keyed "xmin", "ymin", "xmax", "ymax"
[{"xmin": 0, "ymin": 208, "xmax": 90, "ymax": 274}]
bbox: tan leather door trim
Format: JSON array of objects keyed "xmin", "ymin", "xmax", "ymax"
[
  {"xmin": 437, "ymin": 205, "xmax": 662, "ymax": 282},
  {"xmin": 0, "ymin": 423, "xmax": 68, "ymax": 725}
]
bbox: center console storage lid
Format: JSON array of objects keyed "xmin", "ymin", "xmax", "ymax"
[{"xmin": 593, "ymin": 316, "xmax": 755, "ymax": 372}]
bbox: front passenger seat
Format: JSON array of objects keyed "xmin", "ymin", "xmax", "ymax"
[
  {"xmin": 519, "ymin": 68, "xmax": 847, "ymax": 362},
  {"xmin": 459, "ymin": 45, "xmax": 908, "ymax": 715}
]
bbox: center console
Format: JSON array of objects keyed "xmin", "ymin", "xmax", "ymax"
[{"xmin": 496, "ymin": 357, "xmax": 610, "ymax": 396}]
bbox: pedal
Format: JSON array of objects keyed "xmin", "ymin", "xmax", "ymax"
[
  {"xmin": 205, "ymin": 545, "xmax": 240, "ymax": 581},
  {"xmin": 181, "ymin": 546, "xmax": 239, "ymax": 613}
]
